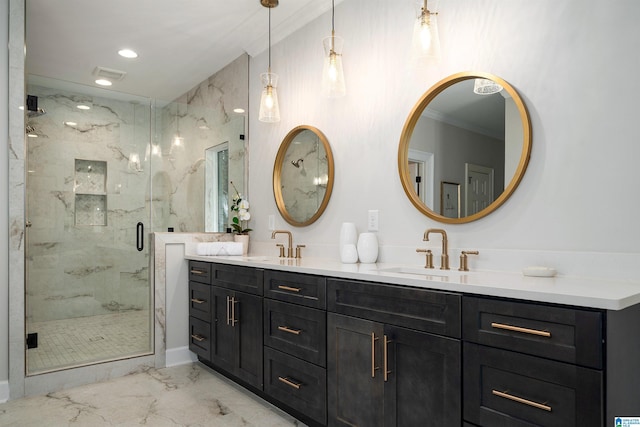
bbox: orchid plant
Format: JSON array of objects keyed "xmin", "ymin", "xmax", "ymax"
[{"xmin": 230, "ymin": 181, "xmax": 252, "ymax": 235}]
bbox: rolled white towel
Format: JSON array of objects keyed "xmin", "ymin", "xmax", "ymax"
[{"xmin": 196, "ymin": 242, "xmax": 244, "ymax": 256}]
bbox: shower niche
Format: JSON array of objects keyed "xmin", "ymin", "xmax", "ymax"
[{"xmin": 74, "ymin": 159, "xmax": 107, "ymax": 226}]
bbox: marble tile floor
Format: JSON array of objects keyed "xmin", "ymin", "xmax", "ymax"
[
  {"xmin": 27, "ymin": 311, "xmax": 151, "ymax": 374},
  {"xmin": 0, "ymin": 363, "xmax": 307, "ymax": 426}
]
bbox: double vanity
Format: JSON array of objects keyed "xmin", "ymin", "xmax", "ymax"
[
  {"xmin": 184, "ymin": 71, "xmax": 638, "ymax": 426},
  {"xmin": 184, "ymin": 254, "xmax": 640, "ymax": 426}
]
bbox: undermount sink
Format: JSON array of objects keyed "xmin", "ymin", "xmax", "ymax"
[{"xmin": 377, "ymin": 266, "xmax": 465, "ymax": 278}]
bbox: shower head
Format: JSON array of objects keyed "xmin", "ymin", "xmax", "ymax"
[{"xmin": 291, "ymin": 159, "xmax": 304, "ymax": 168}]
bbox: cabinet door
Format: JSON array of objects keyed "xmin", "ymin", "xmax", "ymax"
[
  {"xmin": 235, "ymin": 291, "xmax": 263, "ymax": 389},
  {"xmin": 210, "ymin": 286, "xmax": 236, "ymax": 373},
  {"xmin": 464, "ymin": 342, "xmax": 602, "ymax": 427},
  {"xmin": 327, "ymin": 313, "xmax": 383, "ymax": 427},
  {"xmin": 383, "ymin": 325, "xmax": 461, "ymax": 426}
]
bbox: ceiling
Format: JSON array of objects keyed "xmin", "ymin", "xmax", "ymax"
[{"xmin": 25, "ymin": 0, "xmax": 339, "ymax": 101}]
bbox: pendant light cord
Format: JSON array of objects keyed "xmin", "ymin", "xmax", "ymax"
[
  {"xmin": 332, "ymin": 0, "xmax": 335, "ymax": 32},
  {"xmin": 268, "ymin": 7, "xmax": 272, "ymax": 71}
]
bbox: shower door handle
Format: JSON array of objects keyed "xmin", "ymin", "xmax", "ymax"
[{"xmin": 136, "ymin": 222, "xmax": 144, "ymax": 252}]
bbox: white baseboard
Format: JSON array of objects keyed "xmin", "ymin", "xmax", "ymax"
[
  {"xmin": 0, "ymin": 380, "xmax": 9, "ymax": 403},
  {"xmin": 165, "ymin": 346, "xmax": 197, "ymax": 367}
]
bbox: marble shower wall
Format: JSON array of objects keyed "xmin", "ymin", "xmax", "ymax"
[
  {"xmin": 24, "ymin": 54, "xmax": 249, "ymax": 323},
  {"xmin": 25, "ymin": 83, "xmax": 154, "ymax": 323},
  {"xmin": 157, "ymin": 54, "xmax": 249, "ymax": 233}
]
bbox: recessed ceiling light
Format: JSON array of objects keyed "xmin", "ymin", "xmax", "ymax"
[
  {"xmin": 64, "ymin": 121, "xmax": 78, "ymax": 126},
  {"xmin": 233, "ymin": 108, "xmax": 245, "ymax": 114},
  {"xmin": 27, "ymin": 134, "xmax": 38, "ymax": 138},
  {"xmin": 95, "ymin": 79, "xmax": 112, "ymax": 86},
  {"xmin": 118, "ymin": 49, "xmax": 138, "ymax": 59},
  {"xmin": 77, "ymin": 105, "xmax": 91, "ymax": 110}
]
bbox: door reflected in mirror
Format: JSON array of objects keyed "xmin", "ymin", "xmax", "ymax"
[
  {"xmin": 398, "ymin": 72, "xmax": 531, "ymax": 223},
  {"xmin": 205, "ymin": 116, "xmax": 245, "ymax": 232},
  {"xmin": 273, "ymin": 125, "xmax": 334, "ymax": 226}
]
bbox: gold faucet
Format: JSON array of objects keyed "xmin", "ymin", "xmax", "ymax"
[
  {"xmin": 271, "ymin": 230, "xmax": 293, "ymax": 258},
  {"xmin": 423, "ymin": 228, "xmax": 449, "ymax": 270},
  {"xmin": 458, "ymin": 250, "xmax": 479, "ymax": 271}
]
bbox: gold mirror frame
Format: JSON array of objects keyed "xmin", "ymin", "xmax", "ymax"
[
  {"xmin": 273, "ymin": 125, "xmax": 335, "ymax": 226},
  {"xmin": 398, "ymin": 71, "xmax": 532, "ymax": 224}
]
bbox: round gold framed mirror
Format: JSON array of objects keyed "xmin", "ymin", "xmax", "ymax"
[
  {"xmin": 273, "ymin": 125, "xmax": 334, "ymax": 226},
  {"xmin": 398, "ymin": 71, "xmax": 532, "ymax": 223}
]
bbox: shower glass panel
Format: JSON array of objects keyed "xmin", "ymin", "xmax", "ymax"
[{"xmin": 25, "ymin": 76, "xmax": 155, "ymax": 374}]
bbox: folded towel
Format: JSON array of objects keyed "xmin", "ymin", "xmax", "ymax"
[{"xmin": 196, "ymin": 242, "xmax": 244, "ymax": 256}]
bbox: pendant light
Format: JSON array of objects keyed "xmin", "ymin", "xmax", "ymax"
[
  {"xmin": 411, "ymin": 0, "xmax": 440, "ymax": 61},
  {"xmin": 322, "ymin": 0, "xmax": 346, "ymax": 98},
  {"xmin": 259, "ymin": 0, "xmax": 280, "ymax": 123},
  {"xmin": 473, "ymin": 78, "xmax": 503, "ymax": 95}
]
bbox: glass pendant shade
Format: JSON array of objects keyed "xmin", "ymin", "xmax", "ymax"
[
  {"xmin": 322, "ymin": 34, "xmax": 346, "ymax": 98},
  {"xmin": 411, "ymin": 8, "xmax": 440, "ymax": 61},
  {"xmin": 473, "ymin": 78, "xmax": 504, "ymax": 95},
  {"xmin": 259, "ymin": 72, "xmax": 280, "ymax": 123}
]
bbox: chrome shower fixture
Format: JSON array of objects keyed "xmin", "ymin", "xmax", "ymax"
[
  {"xmin": 27, "ymin": 108, "xmax": 46, "ymax": 118},
  {"xmin": 291, "ymin": 159, "xmax": 304, "ymax": 168}
]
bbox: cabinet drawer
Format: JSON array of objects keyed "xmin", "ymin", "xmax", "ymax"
[
  {"xmin": 327, "ymin": 279, "xmax": 461, "ymax": 338},
  {"xmin": 189, "ymin": 281, "xmax": 211, "ymax": 321},
  {"xmin": 264, "ymin": 347, "xmax": 327, "ymax": 425},
  {"xmin": 264, "ymin": 270, "xmax": 326, "ymax": 309},
  {"xmin": 189, "ymin": 261, "xmax": 211, "ymax": 284},
  {"xmin": 212, "ymin": 263, "xmax": 263, "ymax": 295},
  {"xmin": 463, "ymin": 296, "xmax": 603, "ymax": 369},
  {"xmin": 264, "ymin": 299, "xmax": 326, "ymax": 367},
  {"xmin": 189, "ymin": 316, "xmax": 211, "ymax": 360},
  {"xmin": 464, "ymin": 342, "xmax": 602, "ymax": 427}
]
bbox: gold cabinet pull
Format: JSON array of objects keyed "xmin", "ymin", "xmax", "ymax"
[
  {"xmin": 383, "ymin": 335, "xmax": 392, "ymax": 382},
  {"xmin": 278, "ymin": 326, "xmax": 302, "ymax": 335},
  {"xmin": 226, "ymin": 296, "xmax": 231, "ymax": 326},
  {"xmin": 371, "ymin": 332, "xmax": 380, "ymax": 378},
  {"xmin": 492, "ymin": 390, "xmax": 552, "ymax": 412},
  {"xmin": 191, "ymin": 334, "xmax": 205, "ymax": 342},
  {"xmin": 190, "ymin": 269, "xmax": 205, "ymax": 275},
  {"xmin": 278, "ymin": 376, "xmax": 302, "ymax": 390},
  {"xmin": 277, "ymin": 285, "xmax": 301, "ymax": 293},
  {"xmin": 491, "ymin": 322, "xmax": 551, "ymax": 338},
  {"xmin": 190, "ymin": 298, "xmax": 205, "ymax": 304},
  {"xmin": 231, "ymin": 297, "xmax": 238, "ymax": 326}
]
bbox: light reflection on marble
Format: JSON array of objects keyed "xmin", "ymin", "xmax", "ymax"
[{"xmin": 0, "ymin": 363, "xmax": 306, "ymax": 426}]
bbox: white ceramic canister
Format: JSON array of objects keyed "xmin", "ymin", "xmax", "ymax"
[
  {"xmin": 357, "ymin": 232, "xmax": 378, "ymax": 263},
  {"xmin": 339, "ymin": 222, "xmax": 358, "ymax": 263}
]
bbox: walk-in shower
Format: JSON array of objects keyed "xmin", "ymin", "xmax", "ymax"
[{"xmin": 24, "ymin": 77, "xmax": 157, "ymax": 374}]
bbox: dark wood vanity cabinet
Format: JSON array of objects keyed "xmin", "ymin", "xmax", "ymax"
[
  {"xmin": 463, "ymin": 296, "xmax": 640, "ymax": 426},
  {"xmin": 188, "ymin": 261, "xmax": 640, "ymax": 427},
  {"xmin": 188, "ymin": 261, "xmax": 213, "ymax": 360},
  {"xmin": 263, "ymin": 270, "xmax": 328, "ymax": 426},
  {"xmin": 326, "ymin": 279, "xmax": 462, "ymax": 426},
  {"xmin": 188, "ymin": 261, "xmax": 264, "ymax": 390}
]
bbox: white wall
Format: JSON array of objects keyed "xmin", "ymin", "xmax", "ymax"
[
  {"xmin": 248, "ymin": 0, "xmax": 640, "ymax": 280},
  {"xmin": 1, "ymin": 1, "xmax": 10, "ymax": 393}
]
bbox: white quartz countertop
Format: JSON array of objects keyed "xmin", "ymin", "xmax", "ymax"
[{"xmin": 184, "ymin": 254, "xmax": 640, "ymax": 311}]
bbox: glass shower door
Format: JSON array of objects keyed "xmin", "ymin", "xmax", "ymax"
[{"xmin": 25, "ymin": 77, "xmax": 154, "ymax": 374}]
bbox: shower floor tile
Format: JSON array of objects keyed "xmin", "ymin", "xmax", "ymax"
[{"xmin": 27, "ymin": 311, "xmax": 151, "ymax": 374}]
